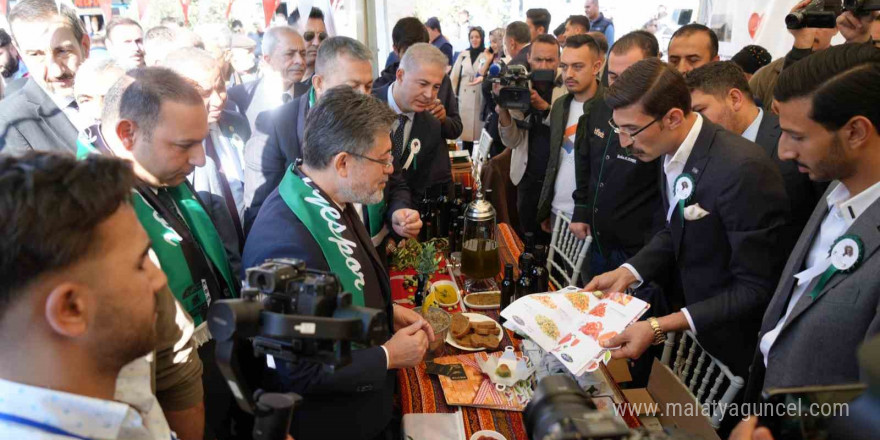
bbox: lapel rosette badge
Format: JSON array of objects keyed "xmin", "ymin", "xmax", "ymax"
[
  {"xmin": 794, "ymin": 234, "xmax": 864, "ymax": 300},
  {"xmin": 667, "ymin": 173, "xmax": 695, "ymax": 226},
  {"xmin": 402, "ymin": 138, "xmax": 421, "ymax": 171}
]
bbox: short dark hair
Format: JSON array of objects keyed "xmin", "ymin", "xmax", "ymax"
[
  {"xmin": 775, "ymin": 43, "xmax": 880, "ymax": 131},
  {"xmin": 586, "ymin": 31, "xmax": 608, "ymax": 55},
  {"xmin": 731, "ymin": 44, "xmax": 772, "ymax": 75},
  {"xmin": 0, "ymin": 153, "xmax": 135, "ymax": 318},
  {"xmin": 289, "ymin": 7, "xmax": 322, "ymax": 25},
  {"xmin": 685, "ymin": 61, "xmax": 754, "ymax": 102},
  {"xmin": 670, "ymin": 24, "xmax": 719, "ymax": 59},
  {"xmin": 9, "ymin": 0, "xmax": 87, "ymax": 46},
  {"xmin": 526, "ymin": 8, "xmax": 552, "ymax": 34},
  {"xmin": 308, "ymin": 7, "xmax": 324, "ymax": 21},
  {"xmin": 611, "ymin": 30, "xmax": 660, "ymax": 58},
  {"xmin": 533, "ymin": 33, "xmax": 560, "ymax": 51},
  {"xmin": 505, "ymin": 21, "xmax": 531, "ymax": 45},
  {"xmin": 564, "ymin": 34, "xmax": 600, "ymax": 55},
  {"xmin": 106, "ymin": 17, "xmax": 142, "ymax": 42},
  {"xmin": 119, "ymin": 67, "xmax": 204, "ymax": 141},
  {"xmin": 425, "ymin": 17, "xmax": 442, "ymax": 33},
  {"xmin": 231, "ymin": 19, "xmax": 243, "ymax": 28},
  {"xmin": 392, "ymin": 17, "xmax": 430, "ymax": 54},
  {"xmin": 566, "ymin": 15, "xmax": 591, "ymax": 32},
  {"xmin": 606, "ymin": 57, "xmax": 691, "ymax": 118},
  {"xmin": 303, "ymin": 86, "xmax": 397, "ymax": 169},
  {"xmin": 0, "ymin": 29, "xmax": 11, "ymax": 47},
  {"xmin": 553, "ymin": 22, "xmax": 566, "ymax": 38}
]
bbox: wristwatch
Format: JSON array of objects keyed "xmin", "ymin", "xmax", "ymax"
[{"xmin": 648, "ymin": 317, "xmax": 667, "ymax": 346}]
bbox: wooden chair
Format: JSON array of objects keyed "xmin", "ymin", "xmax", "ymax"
[
  {"xmin": 660, "ymin": 331, "xmax": 745, "ymax": 429},
  {"xmin": 546, "ymin": 213, "xmax": 591, "ymax": 290}
]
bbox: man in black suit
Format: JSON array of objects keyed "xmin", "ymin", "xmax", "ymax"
[
  {"xmin": 0, "ymin": 0, "xmax": 90, "ymax": 156},
  {"xmin": 686, "ymin": 60, "xmax": 827, "ymax": 254},
  {"xmin": 505, "ymin": 21, "xmax": 532, "ymax": 68},
  {"xmin": 226, "ymin": 26, "xmax": 306, "ymax": 134},
  {"xmin": 243, "ymin": 36, "xmax": 389, "ymax": 231},
  {"xmin": 243, "ymin": 87, "xmax": 432, "ymax": 440},
  {"xmin": 373, "ymin": 43, "xmax": 452, "ymax": 198},
  {"xmin": 374, "ymin": 17, "xmax": 462, "ymax": 140},
  {"xmin": 587, "ymin": 58, "xmax": 789, "ymax": 378}
]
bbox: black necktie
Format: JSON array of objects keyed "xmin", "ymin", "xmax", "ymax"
[
  {"xmin": 282, "ymin": 92, "xmax": 292, "ymax": 104},
  {"xmin": 391, "ymin": 114, "xmax": 408, "ymax": 161}
]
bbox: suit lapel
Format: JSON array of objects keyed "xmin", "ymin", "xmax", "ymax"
[
  {"xmin": 24, "ymin": 80, "xmax": 78, "ymax": 153},
  {"xmin": 755, "ymin": 113, "xmax": 782, "ymax": 159},
  {"xmin": 344, "ymin": 205, "xmax": 392, "ymax": 307},
  {"xmin": 760, "ymin": 184, "xmax": 833, "ymax": 334},
  {"xmin": 671, "ymin": 121, "xmax": 716, "ymax": 250},
  {"xmin": 780, "ymin": 195, "xmax": 880, "ymax": 333}
]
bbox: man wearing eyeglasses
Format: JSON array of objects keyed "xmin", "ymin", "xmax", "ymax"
[
  {"xmin": 586, "ymin": 58, "xmax": 789, "ymax": 382},
  {"xmin": 242, "ymin": 86, "xmax": 433, "ymax": 440},
  {"xmin": 302, "ymin": 7, "xmax": 328, "ymax": 91}
]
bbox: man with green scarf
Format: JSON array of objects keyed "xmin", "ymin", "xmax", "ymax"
[{"xmin": 243, "ymin": 86, "xmax": 432, "ymax": 440}]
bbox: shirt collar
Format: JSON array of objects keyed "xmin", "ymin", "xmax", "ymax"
[
  {"xmin": 387, "ymin": 82, "xmax": 414, "ymax": 121},
  {"xmin": 741, "ymin": 108, "xmax": 764, "ymax": 143},
  {"xmin": 0, "ymin": 378, "xmax": 138, "ymax": 440},
  {"xmin": 664, "ymin": 113, "xmax": 704, "ymax": 171},
  {"xmin": 827, "ymin": 180, "xmax": 880, "ymax": 227}
]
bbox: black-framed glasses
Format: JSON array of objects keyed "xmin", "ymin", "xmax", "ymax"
[
  {"xmin": 303, "ymin": 31, "xmax": 328, "ymax": 42},
  {"xmin": 608, "ymin": 117, "xmax": 661, "ymax": 138},
  {"xmin": 349, "ymin": 152, "xmax": 393, "ymax": 169}
]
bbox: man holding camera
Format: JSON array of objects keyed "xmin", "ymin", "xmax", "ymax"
[
  {"xmin": 243, "ymin": 86, "xmax": 433, "ymax": 440},
  {"xmin": 498, "ymin": 34, "xmax": 566, "ymax": 238}
]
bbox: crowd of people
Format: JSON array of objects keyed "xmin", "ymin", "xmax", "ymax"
[{"xmin": 0, "ymin": 0, "xmax": 879, "ymax": 439}]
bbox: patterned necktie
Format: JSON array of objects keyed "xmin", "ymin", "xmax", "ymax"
[{"xmin": 391, "ymin": 114, "xmax": 408, "ymax": 161}]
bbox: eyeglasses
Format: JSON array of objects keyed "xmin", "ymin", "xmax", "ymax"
[
  {"xmin": 349, "ymin": 152, "xmax": 393, "ymax": 169},
  {"xmin": 303, "ymin": 31, "xmax": 328, "ymax": 43},
  {"xmin": 608, "ymin": 117, "xmax": 660, "ymax": 138}
]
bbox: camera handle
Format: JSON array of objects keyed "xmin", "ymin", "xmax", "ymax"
[{"xmin": 253, "ymin": 391, "xmax": 302, "ymax": 440}]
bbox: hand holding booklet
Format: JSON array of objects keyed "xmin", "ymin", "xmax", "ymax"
[{"xmin": 500, "ymin": 286, "xmax": 650, "ymax": 376}]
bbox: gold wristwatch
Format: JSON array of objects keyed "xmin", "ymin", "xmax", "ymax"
[{"xmin": 648, "ymin": 317, "xmax": 666, "ymax": 346}]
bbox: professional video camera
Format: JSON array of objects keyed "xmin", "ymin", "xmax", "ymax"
[
  {"xmin": 786, "ymin": 0, "xmax": 880, "ymax": 29},
  {"xmin": 207, "ymin": 258, "xmax": 389, "ymax": 440},
  {"xmin": 488, "ymin": 61, "xmax": 557, "ymax": 112},
  {"xmin": 525, "ymin": 375, "xmax": 692, "ymax": 440}
]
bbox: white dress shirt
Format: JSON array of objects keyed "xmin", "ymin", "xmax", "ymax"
[
  {"xmin": 209, "ymin": 123, "xmax": 246, "ymax": 218},
  {"xmin": 741, "ymin": 108, "xmax": 764, "ymax": 143},
  {"xmin": 0, "ymin": 377, "xmax": 172, "ymax": 440},
  {"xmin": 621, "ymin": 114, "xmax": 704, "ymax": 333},
  {"xmin": 387, "ymin": 82, "xmax": 415, "ymax": 147},
  {"xmin": 760, "ymin": 180, "xmax": 880, "ymax": 366}
]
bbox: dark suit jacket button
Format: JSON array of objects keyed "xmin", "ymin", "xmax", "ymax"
[{"xmin": 357, "ymin": 385, "xmax": 373, "ymax": 392}]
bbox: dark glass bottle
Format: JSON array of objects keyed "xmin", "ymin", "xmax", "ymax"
[
  {"xmin": 500, "ymin": 263, "xmax": 515, "ymax": 314},
  {"xmin": 464, "ymin": 186, "xmax": 473, "ymax": 205},
  {"xmin": 418, "ymin": 191, "xmax": 430, "ymax": 241},
  {"xmin": 437, "ymin": 185, "xmax": 450, "ymax": 237},
  {"xmin": 448, "ymin": 208, "xmax": 459, "ymax": 257},
  {"xmin": 453, "ymin": 182, "xmax": 464, "ymax": 213},
  {"xmin": 531, "ymin": 244, "xmax": 549, "ymax": 293},
  {"xmin": 518, "ymin": 232, "xmax": 535, "ymax": 275},
  {"xmin": 456, "ymin": 214, "xmax": 465, "ymax": 253},
  {"xmin": 516, "ymin": 254, "xmax": 534, "ymax": 300}
]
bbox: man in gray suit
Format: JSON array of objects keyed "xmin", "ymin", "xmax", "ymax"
[
  {"xmin": 685, "ymin": 61, "xmax": 827, "ymax": 253},
  {"xmin": 163, "ymin": 47, "xmax": 250, "ymax": 251},
  {"xmin": 743, "ymin": 43, "xmax": 880, "ymax": 404},
  {"xmin": 0, "ymin": 0, "xmax": 90, "ymax": 155},
  {"xmin": 226, "ymin": 26, "xmax": 306, "ymax": 135}
]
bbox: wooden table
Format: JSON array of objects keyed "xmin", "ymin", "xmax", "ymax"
[{"xmin": 391, "ymin": 224, "xmax": 637, "ymax": 440}]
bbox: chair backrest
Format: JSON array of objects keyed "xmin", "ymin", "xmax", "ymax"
[
  {"xmin": 546, "ymin": 213, "xmax": 591, "ymax": 290},
  {"xmin": 660, "ymin": 331, "xmax": 745, "ymax": 429}
]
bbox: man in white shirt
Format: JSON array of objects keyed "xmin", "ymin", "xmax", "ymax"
[
  {"xmin": 737, "ymin": 44, "xmax": 880, "ymax": 412},
  {"xmin": 686, "ymin": 60, "xmax": 827, "ymax": 258},
  {"xmin": 0, "ymin": 153, "xmax": 172, "ymax": 439},
  {"xmin": 586, "ymin": 58, "xmax": 789, "ymax": 379}
]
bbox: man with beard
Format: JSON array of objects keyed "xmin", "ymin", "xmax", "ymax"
[
  {"xmin": 105, "ymin": 17, "xmax": 146, "ymax": 69},
  {"xmin": 0, "ymin": 0, "xmax": 91, "ymax": 155},
  {"xmin": 0, "ymin": 153, "xmax": 170, "ymax": 439},
  {"xmin": 163, "ymin": 47, "xmax": 250, "ymax": 253},
  {"xmin": 243, "ymin": 86, "xmax": 432, "ymax": 440},
  {"xmin": 0, "ymin": 29, "xmax": 28, "ymax": 92},
  {"xmin": 535, "ymin": 35, "xmax": 604, "ymax": 232}
]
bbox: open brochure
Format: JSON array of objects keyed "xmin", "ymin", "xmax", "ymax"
[{"xmin": 501, "ymin": 286, "xmax": 650, "ymax": 376}]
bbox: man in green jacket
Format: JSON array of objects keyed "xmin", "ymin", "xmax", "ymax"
[{"xmin": 537, "ymin": 35, "xmax": 605, "ymax": 232}]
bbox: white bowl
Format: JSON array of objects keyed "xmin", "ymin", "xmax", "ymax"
[
  {"xmin": 431, "ymin": 280, "xmax": 460, "ymax": 307},
  {"xmin": 470, "ymin": 430, "xmax": 507, "ymax": 440}
]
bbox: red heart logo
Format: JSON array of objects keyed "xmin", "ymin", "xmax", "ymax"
[{"xmin": 749, "ymin": 13, "xmax": 763, "ymax": 39}]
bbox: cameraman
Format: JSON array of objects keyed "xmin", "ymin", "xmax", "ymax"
[
  {"xmin": 750, "ymin": 0, "xmax": 879, "ymax": 112},
  {"xmin": 243, "ymin": 86, "xmax": 432, "ymax": 440},
  {"xmin": 497, "ymin": 34, "xmax": 566, "ymax": 238}
]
